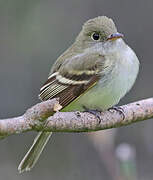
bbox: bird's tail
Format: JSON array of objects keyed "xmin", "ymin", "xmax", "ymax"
[{"xmin": 18, "ymin": 131, "xmax": 52, "ymax": 173}]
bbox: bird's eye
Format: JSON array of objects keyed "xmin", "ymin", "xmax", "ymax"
[{"xmin": 91, "ymin": 32, "xmax": 100, "ymax": 41}]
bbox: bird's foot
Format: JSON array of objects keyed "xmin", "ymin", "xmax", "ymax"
[
  {"xmin": 83, "ymin": 106, "xmax": 101, "ymax": 123},
  {"xmin": 108, "ymin": 106, "xmax": 125, "ymax": 119}
]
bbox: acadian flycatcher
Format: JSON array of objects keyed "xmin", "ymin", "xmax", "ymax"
[{"xmin": 18, "ymin": 16, "xmax": 139, "ymax": 172}]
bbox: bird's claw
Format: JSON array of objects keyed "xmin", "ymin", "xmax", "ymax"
[
  {"xmin": 108, "ymin": 106, "xmax": 125, "ymax": 119},
  {"xmin": 83, "ymin": 107, "xmax": 101, "ymax": 123}
]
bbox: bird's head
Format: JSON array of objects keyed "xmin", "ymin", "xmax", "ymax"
[{"xmin": 76, "ymin": 16, "xmax": 124, "ymax": 48}]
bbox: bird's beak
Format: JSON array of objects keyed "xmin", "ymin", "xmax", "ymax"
[{"xmin": 107, "ymin": 32, "xmax": 124, "ymax": 41}]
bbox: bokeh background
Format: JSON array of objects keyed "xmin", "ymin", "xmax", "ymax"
[{"xmin": 0, "ymin": 0, "xmax": 153, "ymax": 180}]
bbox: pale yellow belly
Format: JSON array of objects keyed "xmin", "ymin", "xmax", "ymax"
[
  {"xmin": 63, "ymin": 63, "xmax": 138, "ymax": 112},
  {"xmin": 63, "ymin": 78, "xmax": 127, "ymax": 112},
  {"xmin": 63, "ymin": 45, "xmax": 139, "ymax": 112}
]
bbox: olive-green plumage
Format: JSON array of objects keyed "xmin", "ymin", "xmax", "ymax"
[{"xmin": 18, "ymin": 16, "xmax": 139, "ymax": 173}]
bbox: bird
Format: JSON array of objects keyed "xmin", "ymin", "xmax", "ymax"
[{"xmin": 18, "ymin": 16, "xmax": 139, "ymax": 173}]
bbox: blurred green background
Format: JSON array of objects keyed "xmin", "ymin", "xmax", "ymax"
[{"xmin": 0, "ymin": 0, "xmax": 153, "ymax": 180}]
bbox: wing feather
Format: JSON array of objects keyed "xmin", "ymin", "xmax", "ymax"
[
  {"xmin": 39, "ymin": 51, "xmax": 104, "ymax": 108},
  {"xmin": 39, "ymin": 73, "xmax": 100, "ymax": 108}
]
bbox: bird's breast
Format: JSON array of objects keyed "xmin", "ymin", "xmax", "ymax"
[{"xmin": 63, "ymin": 45, "xmax": 139, "ymax": 112}]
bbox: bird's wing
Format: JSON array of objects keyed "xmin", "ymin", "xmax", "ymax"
[
  {"xmin": 39, "ymin": 72, "xmax": 100, "ymax": 108},
  {"xmin": 39, "ymin": 53, "xmax": 105, "ymax": 108}
]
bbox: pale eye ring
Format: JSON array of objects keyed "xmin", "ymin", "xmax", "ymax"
[{"xmin": 91, "ymin": 32, "xmax": 100, "ymax": 41}]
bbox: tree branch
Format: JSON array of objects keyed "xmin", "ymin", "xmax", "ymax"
[{"xmin": 0, "ymin": 98, "xmax": 153, "ymax": 138}]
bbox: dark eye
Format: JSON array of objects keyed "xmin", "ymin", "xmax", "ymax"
[{"xmin": 91, "ymin": 32, "xmax": 100, "ymax": 41}]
